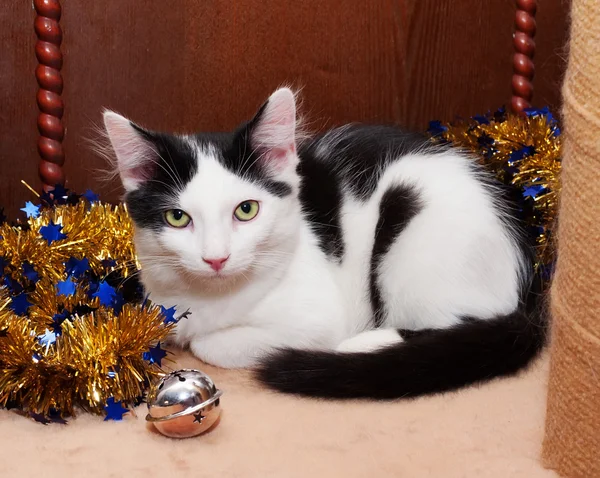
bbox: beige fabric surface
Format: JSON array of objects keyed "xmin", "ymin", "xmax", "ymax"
[
  {"xmin": 542, "ymin": 0, "xmax": 600, "ymax": 475},
  {"xmin": 1, "ymin": 351, "xmax": 554, "ymax": 478}
]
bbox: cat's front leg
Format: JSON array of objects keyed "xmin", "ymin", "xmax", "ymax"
[{"xmin": 190, "ymin": 326, "xmax": 284, "ymax": 369}]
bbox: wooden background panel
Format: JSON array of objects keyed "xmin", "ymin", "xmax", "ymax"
[
  {"xmin": 405, "ymin": 1, "xmax": 515, "ymax": 127},
  {"xmin": 0, "ymin": 1, "xmax": 38, "ymax": 218},
  {"xmin": 180, "ymin": 0, "xmax": 407, "ymax": 130},
  {"xmin": 60, "ymin": 1, "xmax": 189, "ymax": 200},
  {"xmin": 0, "ymin": 0, "xmax": 570, "ymax": 218}
]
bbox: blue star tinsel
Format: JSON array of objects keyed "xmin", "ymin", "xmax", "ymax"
[
  {"xmin": 92, "ymin": 280, "xmax": 117, "ymax": 307},
  {"xmin": 56, "ymin": 278, "xmax": 77, "ymax": 297},
  {"xmin": 103, "ymin": 398, "xmax": 129, "ymax": 421},
  {"xmin": 20, "ymin": 201, "xmax": 40, "ymax": 219},
  {"xmin": 22, "ymin": 262, "xmax": 39, "ymax": 283},
  {"xmin": 4, "ymin": 275, "xmax": 23, "ymax": 294},
  {"xmin": 39, "ymin": 221, "xmax": 67, "ymax": 245},
  {"xmin": 523, "ymin": 184, "xmax": 546, "ymax": 199},
  {"xmin": 65, "ymin": 257, "xmax": 90, "ymax": 278},
  {"xmin": 143, "ymin": 342, "xmax": 168, "ymax": 366},
  {"xmin": 38, "ymin": 329, "xmax": 57, "ymax": 347},
  {"xmin": 160, "ymin": 305, "xmax": 178, "ymax": 325},
  {"xmin": 10, "ymin": 292, "xmax": 32, "ymax": 315},
  {"xmin": 83, "ymin": 189, "xmax": 100, "ymax": 203}
]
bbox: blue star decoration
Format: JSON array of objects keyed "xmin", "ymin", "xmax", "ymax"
[
  {"xmin": 40, "ymin": 221, "xmax": 67, "ymax": 245},
  {"xmin": 65, "ymin": 257, "xmax": 90, "ymax": 278},
  {"xmin": 4, "ymin": 275, "xmax": 23, "ymax": 294},
  {"xmin": 56, "ymin": 278, "xmax": 77, "ymax": 297},
  {"xmin": 38, "ymin": 329, "xmax": 57, "ymax": 347},
  {"xmin": 10, "ymin": 292, "xmax": 32, "ymax": 315},
  {"xmin": 473, "ymin": 114, "xmax": 490, "ymax": 125},
  {"xmin": 427, "ymin": 120, "xmax": 448, "ymax": 138},
  {"xmin": 92, "ymin": 280, "xmax": 117, "ymax": 307},
  {"xmin": 50, "ymin": 318, "xmax": 64, "ymax": 335},
  {"xmin": 493, "ymin": 107, "xmax": 507, "ymax": 123},
  {"xmin": 477, "ymin": 133, "xmax": 495, "ymax": 148},
  {"xmin": 50, "ymin": 184, "xmax": 69, "ymax": 204},
  {"xmin": 39, "ymin": 191, "xmax": 54, "ymax": 206},
  {"xmin": 83, "ymin": 189, "xmax": 100, "ymax": 203},
  {"xmin": 523, "ymin": 184, "xmax": 546, "ymax": 199},
  {"xmin": 509, "ymin": 145, "xmax": 535, "ymax": 162},
  {"xmin": 101, "ymin": 258, "xmax": 117, "ymax": 269},
  {"xmin": 22, "ymin": 262, "xmax": 39, "ymax": 283},
  {"xmin": 104, "ymin": 397, "xmax": 129, "ymax": 421},
  {"xmin": 160, "ymin": 306, "xmax": 178, "ymax": 325},
  {"xmin": 143, "ymin": 342, "xmax": 167, "ymax": 366},
  {"xmin": 20, "ymin": 201, "xmax": 40, "ymax": 219}
]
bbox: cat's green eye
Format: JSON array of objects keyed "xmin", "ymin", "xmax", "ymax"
[
  {"xmin": 234, "ymin": 200, "xmax": 260, "ymax": 222},
  {"xmin": 164, "ymin": 209, "xmax": 191, "ymax": 228}
]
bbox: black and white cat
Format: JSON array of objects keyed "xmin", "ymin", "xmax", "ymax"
[{"xmin": 103, "ymin": 88, "xmax": 545, "ymax": 399}]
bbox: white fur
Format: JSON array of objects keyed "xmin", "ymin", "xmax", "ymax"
[
  {"xmin": 106, "ymin": 88, "xmax": 526, "ymax": 368},
  {"xmin": 336, "ymin": 329, "xmax": 403, "ymax": 353}
]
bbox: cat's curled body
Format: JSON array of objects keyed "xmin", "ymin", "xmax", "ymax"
[{"xmin": 104, "ymin": 88, "xmax": 545, "ymax": 399}]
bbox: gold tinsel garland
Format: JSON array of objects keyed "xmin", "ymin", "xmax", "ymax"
[
  {"xmin": 0, "ymin": 197, "xmax": 176, "ymax": 419},
  {"xmin": 0, "ymin": 107, "xmax": 561, "ymax": 421},
  {"xmin": 428, "ymin": 107, "xmax": 561, "ymax": 275}
]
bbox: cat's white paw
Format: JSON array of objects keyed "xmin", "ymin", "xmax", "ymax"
[{"xmin": 336, "ymin": 329, "xmax": 403, "ymax": 353}]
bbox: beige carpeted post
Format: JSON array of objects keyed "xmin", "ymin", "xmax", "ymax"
[{"xmin": 542, "ymin": 0, "xmax": 600, "ymax": 476}]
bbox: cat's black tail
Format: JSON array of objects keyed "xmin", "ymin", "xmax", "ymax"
[{"xmin": 256, "ymin": 284, "xmax": 547, "ymax": 399}]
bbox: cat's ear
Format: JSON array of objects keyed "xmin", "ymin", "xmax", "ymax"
[
  {"xmin": 103, "ymin": 111, "xmax": 157, "ymax": 191},
  {"xmin": 247, "ymin": 88, "xmax": 297, "ymax": 171}
]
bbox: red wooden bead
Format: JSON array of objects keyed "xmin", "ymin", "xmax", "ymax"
[
  {"xmin": 35, "ymin": 65, "xmax": 63, "ymax": 94},
  {"xmin": 36, "ymin": 90, "xmax": 64, "ymax": 118},
  {"xmin": 33, "ymin": 0, "xmax": 62, "ymax": 20},
  {"xmin": 34, "ymin": 17, "xmax": 62, "ymax": 45},
  {"xmin": 512, "ymin": 75, "xmax": 534, "ymax": 100},
  {"xmin": 39, "ymin": 160, "xmax": 66, "ymax": 188},
  {"xmin": 38, "ymin": 137, "xmax": 65, "ymax": 165},
  {"xmin": 513, "ymin": 53, "xmax": 535, "ymax": 78},
  {"xmin": 38, "ymin": 113, "xmax": 65, "ymax": 141},
  {"xmin": 513, "ymin": 32, "xmax": 536, "ymax": 57},
  {"xmin": 511, "ymin": 96, "xmax": 531, "ymax": 115},
  {"xmin": 515, "ymin": 11, "xmax": 536, "ymax": 36},
  {"xmin": 35, "ymin": 41, "xmax": 63, "ymax": 70},
  {"xmin": 516, "ymin": 0, "xmax": 537, "ymax": 15}
]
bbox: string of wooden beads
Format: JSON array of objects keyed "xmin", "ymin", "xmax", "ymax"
[
  {"xmin": 511, "ymin": 0, "xmax": 537, "ymax": 115},
  {"xmin": 34, "ymin": 0, "xmax": 65, "ymax": 190}
]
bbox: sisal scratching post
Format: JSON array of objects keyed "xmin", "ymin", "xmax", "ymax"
[{"xmin": 542, "ymin": 0, "xmax": 600, "ymax": 475}]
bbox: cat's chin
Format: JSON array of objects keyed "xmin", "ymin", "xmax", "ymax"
[{"xmin": 189, "ymin": 268, "xmax": 249, "ymax": 285}]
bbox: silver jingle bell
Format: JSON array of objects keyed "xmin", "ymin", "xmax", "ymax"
[{"xmin": 146, "ymin": 369, "xmax": 223, "ymax": 438}]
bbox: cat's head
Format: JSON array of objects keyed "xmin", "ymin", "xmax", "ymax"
[{"xmin": 103, "ymin": 88, "xmax": 302, "ymax": 284}]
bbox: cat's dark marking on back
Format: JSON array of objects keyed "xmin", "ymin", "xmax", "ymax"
[
  {"xmin": 296, "ymin": 156, "xmax": 345, "ymax": 260},
  {"xmin": 295, "ymin": 125, "xmax": 430, "ymax": 260},
  {"xmin": 370, "ymin": 185, "xmax": 423, "ymax": 327},
  {"xmin": 304, "ymin": 125, "xmax": 430, "ymax": 201}
]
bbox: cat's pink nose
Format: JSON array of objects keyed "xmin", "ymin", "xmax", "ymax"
[{"xmin": 202, "ymin": 256, "xmax": 229, "ymax": 272}]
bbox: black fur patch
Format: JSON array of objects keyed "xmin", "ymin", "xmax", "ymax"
[
  {"xmin": 297, "ymin": 155, "xmax": 345, "ymax": 260},
  {"xmin": 370, "ymin": 185, "xmax": 422, "ymax": 327},
  {"xmin": 304, "ymin": 125, "xmax": 431, "ymax": 201},
  {"xmin": 255, "ymin": 310, "xmax": 546, "ymax": 400},
  {"xmin": 125, "ymin": 130, "xmax": 198, "ymax": 231},
  {"xmin": 204, "ymin": 127, "xmax": 293, "ymax": 198},
  {"xmin": 191, "ymin": 100, "xmax": 293, "ymax": 199}
]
